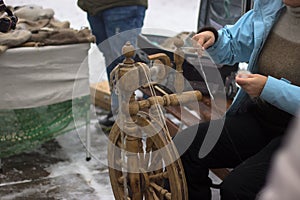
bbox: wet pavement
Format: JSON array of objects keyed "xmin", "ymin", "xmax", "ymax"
[{"xmin": 0, "ymin": 109, "xmax": 114, "ymax": 200}]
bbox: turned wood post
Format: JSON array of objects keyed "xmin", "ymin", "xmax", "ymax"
[{"xmin": 174, "ymin": 38, "xmax": 185, "ymax": 93}]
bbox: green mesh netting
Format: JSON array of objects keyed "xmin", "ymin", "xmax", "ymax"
[{"xmin": 0, "ymin": 95, "xmax": 90, "ymax": 158}]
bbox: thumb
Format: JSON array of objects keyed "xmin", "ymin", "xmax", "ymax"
[{"xmin": 235, "ymin": 74, "xmax": 253, "ymax": 85}]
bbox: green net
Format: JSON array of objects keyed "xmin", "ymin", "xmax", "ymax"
[{"xmin": 0, "ymin": 95, "xmax": 90, "ymax": 158}]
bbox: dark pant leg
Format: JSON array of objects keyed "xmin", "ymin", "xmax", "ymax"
[
  {"xmin": 220, "ymin": 137, "xmax": 281, "ymax": 200},
  {"xmin": 87, "ymin": 13, "xmax": 114, "ymax": 75},
  {"xmin": 173, "ymin": 112, "xmax": 274, "ymax": 200},
  {"xmin": 102, "ymin": 5, "xmax": 146, "ymax": 76},
  {"xmin": 87, "ymin": 13, "xmax": 107, "ymax": 45}
]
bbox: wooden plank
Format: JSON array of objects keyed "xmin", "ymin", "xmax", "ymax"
[{"xmin": 90, "ymin": 81, "xmax": 111, "ymax": 111}]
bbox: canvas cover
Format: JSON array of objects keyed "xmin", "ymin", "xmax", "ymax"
[{"xmin": 0, "ymin": 43, "xmax": 90, "ymax": 109}]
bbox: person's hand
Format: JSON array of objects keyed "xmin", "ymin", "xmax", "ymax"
[
  {"xmin": 235, "ymin": 74, "xmax": 268, "ymax": 98},
  {"xmin": 192, "ymin": 31, "xmax": 216, "ymax": 50}
]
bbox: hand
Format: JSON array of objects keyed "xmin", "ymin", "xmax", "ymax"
[
  {"xmin": 235, "ymin": 74, "xmax": 268, "ymax": 98},
  {"xmin": 192, "ymin": 31, "xmax": 215, "ymax": 50}
]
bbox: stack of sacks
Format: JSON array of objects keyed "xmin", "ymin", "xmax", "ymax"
[{"xmin": 0, "ymin": 4, "xmax": 95, "ymax": 54}]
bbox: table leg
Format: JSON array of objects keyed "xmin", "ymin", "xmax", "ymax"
[
  {"xmin": 86, "ymin": 109, "xmax": 91, "ymax": 161},
  {"xmin": 0, "ymin": 158, "xmax": 3, "ymax": 173}
]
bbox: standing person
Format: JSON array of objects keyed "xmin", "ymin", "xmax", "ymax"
[
  {"xmin": 174, "ymin": 0, "xmax": 300, "ymax": 199},
  {"xmin": 77, "ymin": 0, "xmax": 148, "ymax": 126}
]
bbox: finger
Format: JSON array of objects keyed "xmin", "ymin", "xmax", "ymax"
[
  {"xmin": 196, "ymin": 36, "xmax": 205, "ymax": 48},
  {"xmin": 202, "ymin": 38, "xmax": 214, "ymax": 49},
  {"xmin": 191, "ymin": 34, "xmax": 198, "ymax": 40},
  {"xmin": 192, "ymin": 34, "xmax": 201, "ymax": 45}
]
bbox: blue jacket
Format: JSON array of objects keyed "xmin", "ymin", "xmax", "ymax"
[{"xmin": 207, "ymin": 0, "xmax": 300, "ymax": 116}]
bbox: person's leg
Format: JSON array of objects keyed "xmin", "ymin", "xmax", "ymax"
[
  {"xmin": 101, "ymin": 5, "xmax": 146, "ymax": 115},
  {"xmin": 220, "ymin": 137, "xmax": 282, "ymax": 200},
  {"xmin": 87, "ymin": 13, "xmax": 107, "ymax": 44},
  {"xmin": 173, "ymin": 111, "xmax": 273, "ymax": 200},
  {"xmin": 87, "ymin": 13, "xmax": 116, "ymax": 126},
  {"xmin": 87, "ymin": 13, "xmax": 113, "ymax": 67},
  {"xmin": 102, "ymin": 5, "xmax": 146, "ymax": 75}
]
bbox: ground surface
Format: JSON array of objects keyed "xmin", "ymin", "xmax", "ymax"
[
  {"xmin": 0, "ymin": 107, "xmax": 221, "ymax": 200},
  {"xmin": 0, "ymin": 109, "xmax": 114, "ymax": 200}
]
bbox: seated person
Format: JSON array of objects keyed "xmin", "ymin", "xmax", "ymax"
[{"xmin": 174, "ymin": 0, "xmax": 300, "ymax": 199}]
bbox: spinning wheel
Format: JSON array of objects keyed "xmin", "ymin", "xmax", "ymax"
[
  {"xmin": 107, "ymin": 41, "xmax": 202, "ymax": 199},
  {"xmin": 108, "ymin": 118, "xmax": 188, "ymax": 200}
]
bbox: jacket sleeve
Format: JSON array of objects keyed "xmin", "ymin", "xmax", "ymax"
[
  {"xmin": 260, "ymin": 76, "xmax": 300, "ymax": 116},
  {"xmin": 206, "ymin": 10, "xmax": 256, "ymax": 65}
]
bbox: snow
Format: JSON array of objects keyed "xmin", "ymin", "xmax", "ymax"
[{"xmin": 2, "ymin": 0, "xmax": 221, "ymax": 199}]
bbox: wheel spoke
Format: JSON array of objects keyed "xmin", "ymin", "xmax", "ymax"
[
  {"xmin": 150, "ymin": 182, "xmax": 171, "ymax": 200},
  {"xmin": 145, "ymin": 190, "xmax": 155, "ymax": 200},
  {"xmin": 144, "ymin": 137, "xmax": 154, "ymax": 169},
  {"xmin": 149, "ymin": 187, "xmax": 160, "ymax": 200},
  {"xmin": 117, "ymin": 175, "xmax": 124, "ymax": 184},
  {"xmin": 149, "ymin": 171, "xmax": 168, "ymax": 181}
]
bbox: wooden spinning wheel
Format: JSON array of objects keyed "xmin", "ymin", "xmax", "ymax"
[
  {"xmin": 108, "ymin": 117, "xmax": 188, "ymax": 200},
  {"xmin": 107, "ymin": 41, "xmax": 202, "ymax": 200}
]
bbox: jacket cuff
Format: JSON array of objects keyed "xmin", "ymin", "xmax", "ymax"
[{"xmin": 197, "ymin": 27, "xmax": 219, "ymax": 42}]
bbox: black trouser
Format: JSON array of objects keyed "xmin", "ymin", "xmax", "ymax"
[{"xmin": 173, "ymin": 105, "xmax": 291, "ymax": 200}]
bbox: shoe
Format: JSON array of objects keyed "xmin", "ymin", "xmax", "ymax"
[{"xmin": 98, "ymin": 111, "xmax": 115, "ymax": 127}]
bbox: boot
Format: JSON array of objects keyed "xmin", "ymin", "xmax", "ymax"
[{"xmin": 98, "ymin": 111, "xmax": 115, "ymax": 127}]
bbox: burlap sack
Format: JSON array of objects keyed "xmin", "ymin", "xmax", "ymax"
[{"xmin": 14, "ymin": 5, "xmax": 54, "ymax": 21}]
